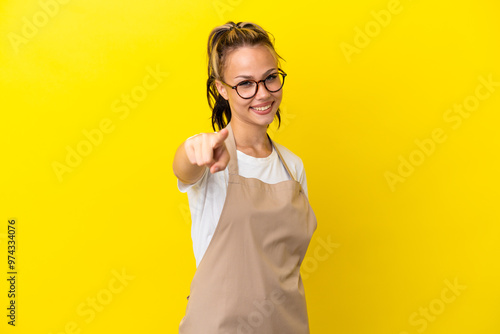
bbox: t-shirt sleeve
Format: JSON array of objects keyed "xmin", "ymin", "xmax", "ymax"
[{"xmin": 177, "ymin": 167, "xmax": 209, "ymax": 193}]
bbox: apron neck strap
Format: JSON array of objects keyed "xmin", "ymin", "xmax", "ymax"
[
  {"xmin": 225, "ymin": 122, "xmax": 239, "ymax": 175},
  {"xmin": 270, "ymin": 137, "xmax": 296, "ymax": 182},
  {"xmin": 225, "ymin": 122, "xmax": 296, "ymax": 182}
]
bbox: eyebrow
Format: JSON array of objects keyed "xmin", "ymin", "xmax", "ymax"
[{"xmin": 234, "ymin": 68, "xmax": 277, "ymax": 80}]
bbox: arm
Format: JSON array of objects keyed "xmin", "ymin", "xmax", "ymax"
[{"xmin": 172, "ymin": 128, "xmax": 230, "ymax": 185}]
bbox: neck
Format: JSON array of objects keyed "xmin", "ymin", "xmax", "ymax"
[{"xmin": 230, "ymin": 118, "xmax": 272, "ymax": 156}]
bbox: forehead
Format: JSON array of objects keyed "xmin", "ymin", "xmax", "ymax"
[{"xmin": 224, "ymin": 45, "xmax": 277, "ymax": 76}]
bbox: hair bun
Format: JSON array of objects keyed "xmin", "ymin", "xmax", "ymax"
[{"xmin": 229, "ymin": 22, "xmax": 238, "ymax": 32}]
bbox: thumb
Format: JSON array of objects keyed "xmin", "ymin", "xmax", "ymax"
[{"xmin": 210, "ymin": 146, "xmax": 230, "ymax": 174}]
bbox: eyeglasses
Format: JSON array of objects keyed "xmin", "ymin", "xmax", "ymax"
[{"xmin": 219, "ymin": 69, "xmax": 287, "ymax": 99}]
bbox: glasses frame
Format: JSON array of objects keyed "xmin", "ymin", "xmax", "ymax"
[{"xmin": 219, "ymin": 69, "xmax": 287, "ymax": 99}]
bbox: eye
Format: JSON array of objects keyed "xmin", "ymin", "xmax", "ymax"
[
  {"xmin": 266, "ymin": 74, "xmax": 278, "ymax": 81},
  {"xmin": 238, "ymin": 81, "xmax": 253, "ymax": 87}
]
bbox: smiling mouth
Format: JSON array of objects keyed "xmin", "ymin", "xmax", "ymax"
[{"xmin": 250, "ymin": 102, "xmax": 273, "ymax": 112}]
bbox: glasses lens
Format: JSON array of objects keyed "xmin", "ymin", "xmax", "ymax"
[
  {"xmin": 265, "ymin": 73, "xmax": 285, "ymax": 92},
  {"xmin": 236, "ymin": 81, "xmax": 257, "ymax": 99}
]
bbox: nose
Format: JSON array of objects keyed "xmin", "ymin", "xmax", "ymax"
[{"xmin": 254, "ymin": 81, "xmax": 271, "ymax": 99}]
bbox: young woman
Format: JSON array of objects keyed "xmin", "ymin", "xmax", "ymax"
[{"xmin": 173, "ymin": 21, "xmax": 317, "ymax": 334}]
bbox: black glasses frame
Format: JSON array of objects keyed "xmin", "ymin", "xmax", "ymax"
[{"xmin": 219, "ymin": 69, "xmax": 287, "ymax": 99}]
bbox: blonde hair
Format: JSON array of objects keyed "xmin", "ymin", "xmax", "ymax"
[{"xmin": 206, "ymin": 21, "xmax": 285, "ymax": 131}]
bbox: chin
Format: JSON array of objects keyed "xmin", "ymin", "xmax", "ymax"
[{"xmin": 254, "ymin": 111, "xmax": 277, "ymax": 126}]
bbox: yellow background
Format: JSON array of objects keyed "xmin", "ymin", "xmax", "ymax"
[{"xmin": 1, "ymin": 0, "xmax": 499, "ymax": 333}]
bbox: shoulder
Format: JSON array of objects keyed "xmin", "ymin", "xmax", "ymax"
[
  {"xmin": 272, "ymin": 141, "xmax": 306, "ymax": 178},
  {"xmin": 271, "ymin": 141, "xmax": 309, "ymax": 196},
  {"xmin": 272, "ymin": 141, "xmax": 304, "ymax": 168}
]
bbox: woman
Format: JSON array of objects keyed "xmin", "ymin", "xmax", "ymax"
[{"xmin": 173, "ymin": 21, "xmax": 317, "ymax": 334}]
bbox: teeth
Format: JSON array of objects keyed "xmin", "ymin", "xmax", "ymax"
[{"xmin": 251, "ymin": 103, "xmax": 272, "ymax": 111}]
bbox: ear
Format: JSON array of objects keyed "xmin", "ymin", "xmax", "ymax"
[{"xmin": 215, "ymin": 80, "xmax": 229, "ymax": 101}]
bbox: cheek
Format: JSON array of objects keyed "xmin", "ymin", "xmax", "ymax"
[
  {"xmin": 228, "ymin": 95, "xmax": 249, "ymax": 111},
  {"xmin": 274, "ymin": 92, "xmax": 283, "ymax": 106}
]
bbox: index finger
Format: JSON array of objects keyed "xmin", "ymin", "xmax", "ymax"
[{"xmin": 212, "ymin": 128, "xmax": 229, "ymax": 148}]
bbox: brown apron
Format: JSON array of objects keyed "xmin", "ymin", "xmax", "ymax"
[{"xmin": 179, "ymin": 122, "xmax": 317, "ymax": 334}]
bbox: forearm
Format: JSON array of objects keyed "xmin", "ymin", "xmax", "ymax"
[{"xmin": 172, "ymin": 141, "xmax": 206, "ymax": 185}]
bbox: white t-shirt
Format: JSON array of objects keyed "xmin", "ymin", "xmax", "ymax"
[{"xmin": 177, "ymin": 141, "xmax": 309, "ymax": 268}]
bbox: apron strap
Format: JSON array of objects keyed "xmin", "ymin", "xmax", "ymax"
[
  {"xmin": 269, "ymin": 134, "xmax": 296, "ymax": 182},
  {"xmin": 225, "ymin": 122, "xmax": 296, "ymax": 182},
  {"xmin": 225, "ymin": 122, "xmax": 239, "ymax": 176}
]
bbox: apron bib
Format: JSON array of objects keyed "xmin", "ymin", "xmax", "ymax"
[{"xmin": 179, "ymin": 122, "xmax": 317, "ymax": 334}]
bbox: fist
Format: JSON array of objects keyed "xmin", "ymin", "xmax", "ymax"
[{"xmin": 184, "ymin": 128, "xmax": 230, "ymax": 174}]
